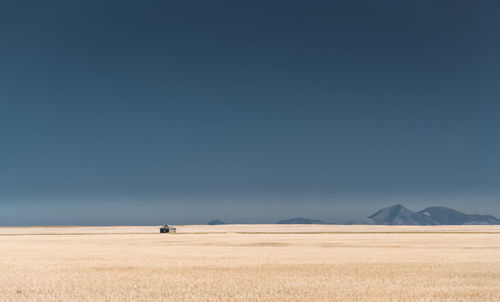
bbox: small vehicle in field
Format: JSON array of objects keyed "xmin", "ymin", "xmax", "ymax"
[{"xmin": 159, "ymin": 225, "xmax": 176, "ymax": 234}]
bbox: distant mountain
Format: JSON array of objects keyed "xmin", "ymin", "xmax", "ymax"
[
  {"xmin": 363, "ymin": 204, "xmax": 438, "ymax": 225},
  {"xmin": 347, "ymin": 204, "xmax": 500, "ymax": 225},
  {"xmin": 419, "ymin": 207, "xmax": 500, "ymax": 225},
  {"xmin": 277, "ymin": 205, "xmax": 500, "ymax": 225},
  {"xmin": 277, "ymin": 217, "xmax": 325, "ymax": 224},
  {"xmin": 207, "ymin": 219, "xmax": 226, "ymax": 225}
]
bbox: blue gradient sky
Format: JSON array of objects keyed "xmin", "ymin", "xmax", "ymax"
[{"xmin": 1, "ymin": 1, "xmax": 500, "ymax": 225}]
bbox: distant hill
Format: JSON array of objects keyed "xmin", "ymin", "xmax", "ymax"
[
  {"xmin": 364, "ymin": 204, "xmax": 438, "ymax": 225},
  {"xmin": 277, "ymin": 217, "xmax": 324, "ymax": 224},
  {"xmin": 207, "ymin": 219, "xmax": 226, "ymax": 225},
  {"xmin": 348, "ymin": 204, "xmax": 500, "ymax": 225},
  {"xmin": 419, "ymin": 207, "xmax": 500, "ymax": 225}
]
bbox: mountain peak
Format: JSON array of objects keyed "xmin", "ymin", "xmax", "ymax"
[
  {"xmin": 207, "ymin": 219, "xmax": 226, "ymax": 225},
  {"xmin": 366, "ymin": 204, "xmax": 438, "ymax": 225},
  {"xmin": 418, "ymin": 207, "xmax": 500, "ymax": 225},
  {"xmin": 349, "ymin": 205, "xmax": 500, "ymax": 225},
  {"xmin": 368, "ymin": 204, "xmax": 410, "ymax": 218}
]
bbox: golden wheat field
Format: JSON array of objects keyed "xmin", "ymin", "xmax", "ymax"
[{"xmin": 1, "ymin": 225, "xmax": 500, "ymax": 302}]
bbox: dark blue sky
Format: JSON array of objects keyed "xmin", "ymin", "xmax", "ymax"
[{"xmin": 1, "ymin": 1, "xmax": 499, "ymax": 225}]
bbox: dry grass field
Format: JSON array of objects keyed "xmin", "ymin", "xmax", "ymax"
[{"xmin": 1, "ymin": 225, "xmax": 499, "ymax": 302}]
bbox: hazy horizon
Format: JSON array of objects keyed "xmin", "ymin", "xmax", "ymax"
[
  {"xmin": 3, "ymin": 198, "xmax": 499, "ymax": 226},
  {"xmin": 1, "ymin": 1, "xmax": 500, "ymax": 226}
]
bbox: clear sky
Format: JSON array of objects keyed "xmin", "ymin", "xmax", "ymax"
[{"xmin": 1, "ymin": 1, "xmax": 499, "ymax": 225}]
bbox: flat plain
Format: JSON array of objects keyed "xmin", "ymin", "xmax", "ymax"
[{"xmin": 1, "ymin": 225, "xmax": 499, "ymax": 302}]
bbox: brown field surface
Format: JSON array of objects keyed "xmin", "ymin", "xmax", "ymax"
[{"xmin": 1, "ymin": 225, "xmax": 499, "ymax": 301}]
